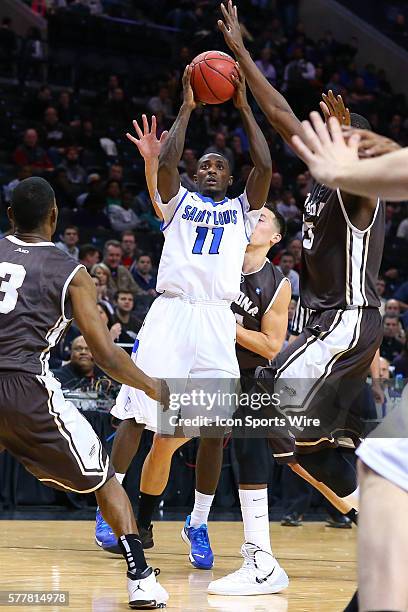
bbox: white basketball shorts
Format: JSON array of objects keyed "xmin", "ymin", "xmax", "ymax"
[{"xmin": 111, "ymin": 293, "xmax": 240, "ymax": 433}]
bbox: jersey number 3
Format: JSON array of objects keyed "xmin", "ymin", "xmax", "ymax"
[
  {"xmin": 0, "ymin": 262, "xmax": 26, "ymax": 314},
  {"xmin": 192, "ymin": 227, "xmax": 224, "ymax": 255}
]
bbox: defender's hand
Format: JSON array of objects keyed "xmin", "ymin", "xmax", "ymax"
[
  {"xmin": 145, "ymin": 377, "xmax": 170, "ymax": 411},
  {"xmin": 218, "ymin": 0, "xmax": 246, "ymax": 56},
  {"xmin": 232, "ymin": 63, "xmax": 248, "ymax": 109},
  {"xmin": 342, "ymin": 127, "xmax": 401, "ymax": 157},
  {"xmin": 320, "ymin": 90, "xmax": 351, "ymax": 126}
]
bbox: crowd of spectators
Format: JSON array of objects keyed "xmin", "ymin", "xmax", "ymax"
[{"xmin": 0, "ymin": 1, "xmax": 407, "ymax": 385}]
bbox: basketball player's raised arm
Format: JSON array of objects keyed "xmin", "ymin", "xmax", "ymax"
[
  {"xmin": 236, "ymin": 280, "xmax": 291, "ymax": 360},
  {"xmin": 126, "ymin": 115, "xmax": 168, "ymax": 220},
  {"xmin": 292, "ymin": 113, "xmax": 408, "ymax": 201},
  {"xmin": 233, "ymin": 67, "xmax": 272, "ymax": 209},
  {"xmin": 157, "ymin": 66, "xmax": 196, "ymax": 203},
  {"xmin": 68, "ymin": 268, "xmax": 166, "ymax": 403},
  {"xmin": 218, "ymin": 1, "xmax": 304, "ymax": 146}
]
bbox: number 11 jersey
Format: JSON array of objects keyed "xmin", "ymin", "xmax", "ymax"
[
  {"xmin": 0, "ymin": 235, "xmax": 83, "ymax": 375},
  {"xmin": 156, "ymin": 185, "xmax": 262, "ymax": 302}
]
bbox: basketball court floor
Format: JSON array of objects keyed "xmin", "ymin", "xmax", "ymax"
[{"xmin": 1, "ymin": 520, "xmax": 356, "ymax": 611}]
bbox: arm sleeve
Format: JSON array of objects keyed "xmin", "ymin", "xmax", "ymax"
[
  {"xmin": 155, "ymin": 183, "xmax": 188, "ymax": 227},
  {"xmin": 239, "ymin": 189, "xmax": 264, "ymax": 240}
]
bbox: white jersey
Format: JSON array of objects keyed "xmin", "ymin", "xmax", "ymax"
[{"xmin": 155, "ymin": 185, "xmax": 262, "ymax": 301}]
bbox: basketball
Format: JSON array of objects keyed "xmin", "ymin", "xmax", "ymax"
[{"xmin": 190, "ymin": 50, "xmax": 238, "ymax": 105}]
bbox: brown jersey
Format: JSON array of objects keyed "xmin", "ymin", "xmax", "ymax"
[
  {"xmin": 231, "ymin": 259, "xmax": 289, "ymax": 371},
  {"xmin": 300, "ymin": 183, "xmax": 385, "ymax": 311},
  {"xmin": 0, "ymin": 236, "xmax": 84, "ymax": 375}
]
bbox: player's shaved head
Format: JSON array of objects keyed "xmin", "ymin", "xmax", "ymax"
[
  {"xmin": 197, "ymin": 152, "xmax": 230, "ymax": 173},
  {"xmin": 10, "ymin": 177, "xmax": 56, "ymax": 232},
  {"xmin": 350, "ymin": 113, "xmax": 371, "ymax": 131}
]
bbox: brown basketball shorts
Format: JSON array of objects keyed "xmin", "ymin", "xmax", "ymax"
[{"xmin": 0, "ymin": 371, "xmax": 114, "ymax": 493}]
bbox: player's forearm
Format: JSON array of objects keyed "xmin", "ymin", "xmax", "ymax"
[
  {"xmin": 334, "ymin": 148, "xmax": 408, "ymax": 201},
  {"xmin": 158, "ymin": 102, "xmax": 192, "ymax": 201},
  {"xmin": 144, "ymin": 157, "xmax": 163, "ymax": 220},
  {"xmin": 238, "ymin": 104, "xmax": 271, "ymax": 173},
  {"xmin": 235, "ymin": 48, "xmax": 303, "ymax": 144},
  {"xmin": 95, "ymin": 344, "xmax": 154, "ymax": 394},
  {"xmin": 236, "ymin": 325, "xmax": 280, "ymax": 360}
]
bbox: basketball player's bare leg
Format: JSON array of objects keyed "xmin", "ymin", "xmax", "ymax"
[
  {"xmin": 111, "ymin": 419, "xmax": 146, "ymax": 483},
  {"xmin": 357, "ymin": 460, "xmax": 408, "ymax": 612}
]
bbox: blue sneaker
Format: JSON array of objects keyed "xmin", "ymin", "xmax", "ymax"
[
  {"xmin": 95, "ymin": 508, "xmax": 121, "ymax": 554},
  {"xmin": 181, "ymin": 515, "xmax": 214, "ymax": 569}
]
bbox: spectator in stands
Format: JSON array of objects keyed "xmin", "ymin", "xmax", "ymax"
[
  {"xmin": 180, "ymin": 157, "xmax": 197, "ymax": 192},
  {"xmin": 107, "ymin": 163, "xmax": 124, "ymax": 184},
  {"xmin": 287, "ymin": 238, "xmax": 302, "ymax": 272},
  {"xmin": 376, "ymin": 276, "xmax": 387, "ymax": 316},
  {"xmin": 255, "ymin": 47, "xmax": 276, "ymax": 85},
  {"xmin": 41, "ymin": 106, "xmax": 71, "ymax": 153},
  {"xmin": 60, "ymin": 146, "xmax": 86, "ymax": 184},
  {"xmin": 52, "ymin": 335, "xmax": 104, "ymax": 389},
  {"xmin": 106, "ymin": 182, "xmax": 140, "ymax": 232},
  {"xmin": 393, "ymin": 337, "xmax": 408, "ymax": 378},
  {"xmin": 121, "ymin": 230, "xmax": 141, "ymax": 268},
  {"xmin": 385, "ymin": 299, "xmax": 401, "ymax": 318},
  {"xmin": 112, "ymin": 291, "xmax": 142, "ymax": 345},
  {"xmin": 394, "ymin": 280, "xmax": 408, "ymax": 312},
  {"xmin": 277, "ymin": 251, "xmax": 299, "ymax": 297},
  {"xmin": 269, "ymin": 172, "xmax": 284, "ymax": 204},
  {"xmin": 97, "ymin": 300, "xmax": 122, "ymax": 341},
  {"xmin": 76, "ymin": 173, "xmax": 102, "ymax": 207},
  {"xmin": 19, "ymin": 26, "xmax": 47, "ymax": 85},
  {"xmin": 204, "ymin": 132, "xmax": 234, "ymax": 172},
  {"xmin": 13, "ymin": 128, "xmax": 53, "ymax": 171},
  {"xmin": 277, "ymin": 189, "xmax": 301, "ymax": 223},
  {"xmin": 103, "ymin": 240, "xmax": 141, "ymax": 296},
  {"xmin": 101, "ymin": 87, "xmax": 131, "ymax": 127},
  {"xmin": 130, "ymin": 254, "xmax": 157, "ymax": 296},
  {"xmin": 349, "ymin": 76, "xmax": 375, "ymax": 115},
  {"xmin": 294, "ymin": 172, "xmax": 311, "ymax": 202},
  {"xmin": 55, "ymin": 225, "xmax": 79, "ymax": 260},
  {"xmin": 23, "ymin": 85, "xmax": 52, "ymax": 122},
  {"xmin": 78, "ymin": 244, "xmax": 100, "ymax": 271},
  {"xmin": 396, "ymin": 216, "xmax": 408, "ymax": 241},
  {"xmin": 381, "ymin": 315, "xmax": 405, "ymax": 362},
  {"xmin": 74, "ymin": 192, "xmax": 110, "ymax": 230},
  {"xmin": 57, "ymin": 90, "xmax": 79, "ymax": 125},
  {"xmin": 91, "ymin": 262, "xmax": 115, "ymax": 302},
  {"xmin": 287, "ymin": 297, "xmax": 298, "ymax": 338},
  {"xmin": 3, "ymin": 166, "xmax": 33, "ymax": 203},
  {"xmin": 51, "ymin": 167, "xmax": 76, "ymax": 209},
  {"xmin": 148, "ymin": 85, "xmax": 173, "ymax": 118}
]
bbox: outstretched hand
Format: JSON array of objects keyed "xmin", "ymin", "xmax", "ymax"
[
  {"xmin": 291, "ymin": 112, "xmax": 360, "ymax": 187},
  {"xmin": 218, "ymin": 0, "xmax": 245, "ymax": 56},
  {"xmin": 342, "ymin": 127, "xmax": 401, "ymax": 157},
  {"xmin": 182, "ymin": 64, "xmax": 196, "ymax": 110},
  {"xmin": 126, "ymin": 115, "xmax": 168, "ymax": 161},
  {"xmin": 320, "ymin": 90, "xmax": 351, "ymax": 126}
]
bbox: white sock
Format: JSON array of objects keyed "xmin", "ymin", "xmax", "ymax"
[
  {"xmin": 115, "ymin": 472, "xmax": 125, "ymax": 485},
  {"xmin": 239, "ymin": 488, "xmax": 272, "ymax": 554},
  {"xmin": 190, "ymin": 490, "xmax": 214, "ymax": 527},
  {"xmin": 341, "ymin": 486, "xmax": 359, "ymax": 511}
]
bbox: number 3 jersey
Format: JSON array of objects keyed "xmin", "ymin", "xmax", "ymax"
[
  {"xmin": 0, "ymin": 236, "xmax": 83, "ymax": 375},
  {"xmin": 301, "ymin": 183, "xmax": 385, "ymax": 311},
  {"xmin": 155, "ymin": 185, "xmax": 262, "ymax": 301}
]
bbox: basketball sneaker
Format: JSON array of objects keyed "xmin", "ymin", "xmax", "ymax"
[
  {"xmin": 95, "ymin": 508, "xmax": 121, "ymax": 554},
  {"xmin": 181, "ymin": 515, "xmax": 214, "ymax": 570},
  {"xmin": 137, "ymin": 522, "xmax": 154, "ymax": 549},
  {"xmin": 128, "ymin": 566, "xmax": 168, "ymax": 609},
  {"xmin": 207, "ymin": 543, "xmax": 289, "ymax": 596}
]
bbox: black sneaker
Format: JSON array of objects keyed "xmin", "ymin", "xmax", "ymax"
[
  {"xmin": 137, "ymin": 523, "xmax": 154, "ymax": 549},
  {"xmin": 326, "ymin": 515, "xmax": 352, "ymax": 529},
  {"xmin": 281, "ymin": 513, "xmax": 303, "ymax": 527}
]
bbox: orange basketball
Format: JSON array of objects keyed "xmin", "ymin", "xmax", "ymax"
[{"xmin": 190, "ymin": 51, "xmax": 238, "ymax": 105}]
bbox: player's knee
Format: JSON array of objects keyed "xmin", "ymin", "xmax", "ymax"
[
  {"xmin": 150, "ymin": 435, "xmax": 178, "ymax": 461},
  {"xmin": 297, "ymin": 448, "xmax": 356, "ymax": 497},
  {"xmin": 199, "ymin": 436, "xmax": 224, "ymax": 451}
]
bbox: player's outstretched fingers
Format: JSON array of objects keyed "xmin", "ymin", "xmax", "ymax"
[
  {"xmin": 328, "ymin": 116, "xmax": 347, "ymax": 145},
  {"xmin": 319, "ymin": 100, "xmax": 331, "ymax": 122},
  {"xmin": 142, "ymin": 114, "xmax": 149, "ymax": 136},
  {"xmin": 291, "ymin": 134, "xmax": 315, "ymax": 164},
  {"xmin": 132, "ymin": 119, "xmax": 143, "ymax": 139},
  {"xmin": 159, "ymin": 130, "xmax": 169, "ymax": 144},
  {"xmin": 301, "ymin": 117, "xmax": 324, "ymax": 154},
  {"xmin": 309, "ymin": 111, "xmax": 332, "ymax": 146},
  {"xmin": 126, "ymin": 132, "xmax": 138, "ymax": 145},
  {"xmin": 150, "ymin": 115, "xmax": 157, "ymax": 135}
]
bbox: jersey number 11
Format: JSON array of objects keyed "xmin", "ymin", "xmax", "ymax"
[{"xmin": 192, "ymin": 227, "xmax": 224, "ymax": 255}]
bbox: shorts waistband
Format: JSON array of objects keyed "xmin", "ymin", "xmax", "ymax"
[{"xmin": 162, "ymin": 291, "xmax": 231, "ymax": 308}]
